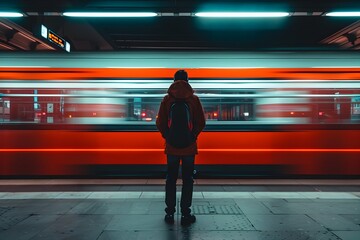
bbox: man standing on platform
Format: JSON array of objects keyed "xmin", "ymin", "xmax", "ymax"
[{"xmin": 156, "ymin": 69, "xmax": 205, "ymax": 226}]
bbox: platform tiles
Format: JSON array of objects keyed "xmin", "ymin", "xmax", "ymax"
[{"xmin": 0, "ymin": 191, "xmax": 359, "ymax": 240}]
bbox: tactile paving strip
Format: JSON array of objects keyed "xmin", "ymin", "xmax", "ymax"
[
  {"xmin": 192, "ymin": 204, "xmax": 242, "ymax": 215},
  {"xmin": 179, "ymin": 231, "xmax": 341, "ymax": 240},
  {"xmin": 249, "ymin": 231, "xmax": 342, "ymax": 240},
  {"xmin": 186, "ymin": 215, "xmax": 255, "ymax": 231}
]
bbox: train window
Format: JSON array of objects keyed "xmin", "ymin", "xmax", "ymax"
[
  {"xmin": 1, "ymin": 79, "xmax": 359, "ymax": 125},
  {"xmin": 352, "ymin": 97, "xmax": 360, "ymax": 121}
]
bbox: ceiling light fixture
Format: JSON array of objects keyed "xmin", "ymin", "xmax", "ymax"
[
  {"xmin": 195, "ymin": 12, "xmax": 289, "ymax": 17},
  {"xmin": 0, "ymin": 12, "xmax": 23, "ymax": 17},
  {"xmin": 326, "ymin": 12, "xmax": 360, "ymax": 17},
  {"xmin": 63, "ymin": 12, "xmax": 158, "ymax": 17}
]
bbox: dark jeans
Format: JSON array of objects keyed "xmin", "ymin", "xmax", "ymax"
[{"xmin": 165, "ymin": 154, "xmax": 195, "ymax": 216}]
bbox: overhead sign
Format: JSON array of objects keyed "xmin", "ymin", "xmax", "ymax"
[{"xmin": 41, "ymin": 25, "xmax": 70, "ymax": 52}]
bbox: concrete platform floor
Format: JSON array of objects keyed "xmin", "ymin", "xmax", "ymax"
[{"xmin": 0, "ymin": 179, "xmax": 359, "ymax": 240}]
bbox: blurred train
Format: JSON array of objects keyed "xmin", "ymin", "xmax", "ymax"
[{"xmin": 0, "ymin": 51, "xmax": 359, "ymax": 178}]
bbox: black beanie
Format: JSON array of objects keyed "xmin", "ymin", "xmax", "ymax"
[{"xmin": 174, "ymin": 69, "xmax": 188, "ymax": 82}]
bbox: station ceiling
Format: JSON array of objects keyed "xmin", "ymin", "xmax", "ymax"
[{"xmin": 1, "ymin": 0, "xmax": 360, "ymax": 51}]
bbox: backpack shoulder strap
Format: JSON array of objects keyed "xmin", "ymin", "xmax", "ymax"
[{"xmin": 167, "ymin": 99, "xmax": 193, "ymax": 130}]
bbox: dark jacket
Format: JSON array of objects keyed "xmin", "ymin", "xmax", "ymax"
[{"xmin": 156, "ymin": 80, "xmax": 205, "ymax": 155}]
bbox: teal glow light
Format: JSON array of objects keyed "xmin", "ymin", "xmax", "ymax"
[
  {"xmin": 0, "ymin": 12, "xmax": 23, "ymax": 17},
  {"xmin": 63, "ymin": 12, "xmax": 158, "ymax": 17},
  {"xmin": 195, "ymin": 12, "xmax": 289, "ymax": 18},
  {"xmin": 326, "ymin": 12, "xmax": 360, "ymax": 17}
]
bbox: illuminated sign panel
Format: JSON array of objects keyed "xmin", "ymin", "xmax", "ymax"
[
  {"xmin": 48, "ymin": 30, "xmax": 65, "ymax": 48},
  {"xmin": 41, "ymin": 25, "xmax": 70, "ymax": 52}
]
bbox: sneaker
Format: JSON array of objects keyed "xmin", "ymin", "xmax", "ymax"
[
  {"xmin": 181, "ymin": 214, "xmax": 196, "ymax": 226},
  {"xmin": 164, "ymin": 214, "xmax": 174, "ymax": 224}
]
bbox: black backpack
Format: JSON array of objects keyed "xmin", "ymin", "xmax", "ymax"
[{"xmin": 166, "ymin": 99, "xmax": 195, "ymax": 148}]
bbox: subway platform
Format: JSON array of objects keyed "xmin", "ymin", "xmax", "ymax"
[{"xmin": 0, "ymin": 179, "xmax": 359, "ymax": 240}]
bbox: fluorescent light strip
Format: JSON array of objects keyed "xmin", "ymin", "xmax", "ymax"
[
  {"xmin": 63, "ymin": 12, "xmax": 158, "ymax": 17},
  {"xmin": 195, "ymin": 12, "xmax": 289, "ymax": 18},
  {"xmin": 0, "ymin": 12, "xmax": 23, "ymax": 17},
  {"xmin": 326, "ymin": 12, "xmax": 360, "ymax": 17}
]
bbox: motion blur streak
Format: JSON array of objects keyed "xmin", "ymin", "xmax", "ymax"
[
  {"xmin": 0, "ymin": 149, "xmax": 359, "ymax": 152},
  {"xmin": 1, "ymin": 52, "xmax": 359, "ymax": 177},
  {"xmin": 1, "ymin": 67, "xmax": 360, "ymax": 80}
]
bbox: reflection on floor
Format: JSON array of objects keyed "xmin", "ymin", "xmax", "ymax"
[{"xmin": 0, "ymin": 180, "xmax": 359, "ymax": 240}]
